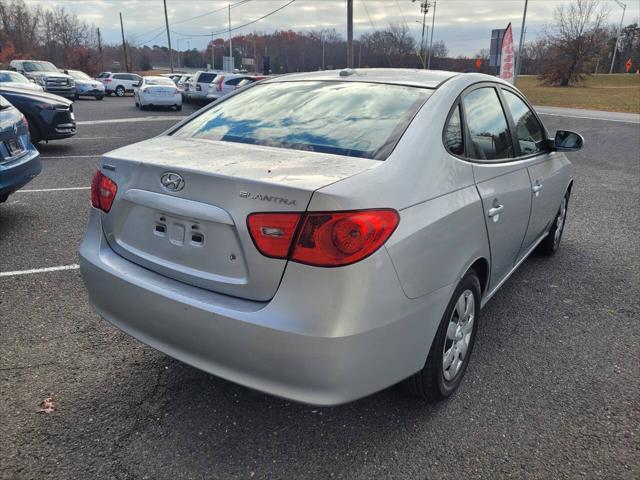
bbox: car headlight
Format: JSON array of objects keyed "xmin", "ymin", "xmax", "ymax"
[{"xmin": 68, "ymin": 79, "xmax": 75, "ymax": 87}]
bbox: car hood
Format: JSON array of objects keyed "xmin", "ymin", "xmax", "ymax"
[
  {"xmin": 0, "ymin": 82, "xmax": 43, "ymax": 92},
  {"xmin": 0, "ymin": 86, "xmax": 73, "ymax": 106},
  {"xmin": 27, "ymin": 72, "xmax": 73, "ymax": 80}
]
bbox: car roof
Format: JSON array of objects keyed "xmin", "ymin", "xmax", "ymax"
[{"xmin": 263, "ymin": 68, "xmax": 459, "ymax": 89}]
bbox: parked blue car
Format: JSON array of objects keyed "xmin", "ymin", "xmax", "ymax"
[{"xmin": 0, "ymin": 95, "xmax": 41, "ymax": 202}]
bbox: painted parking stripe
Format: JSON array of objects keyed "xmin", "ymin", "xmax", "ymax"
[
  {"xmin": 40, "ymin": 154, "xmax": 100, "ymax": 159},
  {"xmin": 76, "ymin": 116, "xmax": 186, "ymax": 125},
  {"xmin": 0, "ymin": 264, "xmax": 80, "ymax": 277},
  {"xmin": 17, "ymin": 187, "xmax": 90, "ymax": 193},
  {"xmin": 537, "ymin": 112, "xmax": 640, "ymax": 124}
]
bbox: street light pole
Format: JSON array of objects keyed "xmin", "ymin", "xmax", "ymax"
[
  {"xmin": 514, "ymin": 0, "xmax": 528, "ymax": 83},
  {"xmin": 609, "ymin": 0, "xmax": 626, "ymax": 74},
  {"xmin": 228, "ymin": 3, "xmax": 233, "ymax": 70},
  {"xmin": 427, "ymin": 1, "xmax": 436, "ymax": 69}
]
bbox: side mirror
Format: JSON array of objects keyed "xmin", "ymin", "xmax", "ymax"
[{"xmin": 553, "ymin": 130, "xmax": 584, "ymax": 152}]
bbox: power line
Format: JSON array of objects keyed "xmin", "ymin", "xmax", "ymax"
[
  {"xmin": 360, "ymin": 0, "xmax": 377, "ymax": 31},
  {"xmin": 171, "ymin": 0, "xmax": 253, "ymax": 27},
  {"xmin": 172, "ymin": 0, "xmax": 297, "ymax": 38}
]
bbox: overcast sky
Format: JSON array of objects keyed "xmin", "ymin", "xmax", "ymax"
[{"xmin": 23, "ymin": 0, "xmax": 640, "ymax": 56}]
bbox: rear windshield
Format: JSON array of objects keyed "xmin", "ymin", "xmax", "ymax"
[
  {"xmin": 173, "ymin": 81, "xmax": 431, "ymax": 159},
  {"xmin": 198, "ymin": 73, "xmax": 217, "ymax": 83},
  {"xmin": 145, "ymin": 77, "xmax": 175, "ymax": 86}
]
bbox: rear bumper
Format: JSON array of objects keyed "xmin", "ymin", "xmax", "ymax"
[
  {"xmin": 139, "ymin": 95, "xmax": 181, "ymax": 106},
  {"xmin": 79, "ymin": 209, "xmax": 452, "ymax": 405},
  {"xmin": 0, "ymin": 148, "xmax": 41, "ymax": 197}
]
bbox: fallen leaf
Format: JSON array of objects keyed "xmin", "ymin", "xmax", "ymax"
[{"xmin": 38, "ymin": 397, "xmax": 55, "ymax": 413}]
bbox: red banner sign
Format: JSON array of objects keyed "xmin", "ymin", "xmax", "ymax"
[{"xmin": 500, "ymin": 23, "xmax": 514, "ymax": 83}]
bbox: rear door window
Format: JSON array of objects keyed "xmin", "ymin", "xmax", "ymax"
[
  {"xmin": 462, "ymin": 87, "xmax": 514, "ymax": 161},
  {"xmin": 174, "ymin": 80, "xmax": 432, "ymax": 160},
  {"xmin": 502, "ymin": 90, "xmax": 546, "ymax": 156},
  {"xmin": 225, "ymin": 77, "xmax": 245, "ymax": 86}
]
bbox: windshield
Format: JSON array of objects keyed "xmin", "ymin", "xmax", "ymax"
[
  {"xmin": 68, "ymin": 70, "xmax": 92, "ymax": 80},
  {"xmin": 145, "ymin": 77, "xmax": 175, "ymax": 86},
  {"xmin": 173, "ymin": 81, "xmax": 431, "ymax": 159},
  {"xmin": 0, "ymin": 71, "xmax": 29, "ymax": 83},
  {"xmin": 22, "ymin": 61, "xmax": 58, "ymax": 72}
]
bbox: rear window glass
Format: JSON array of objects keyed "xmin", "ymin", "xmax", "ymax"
[
  {"xmin": 198, "ymin": 73, "xmax": 217, "ymax": 83},
  {"xmin": 173, "ymin": 81, "xmax": 431, "ymax": 159},
  {"xmin": 145, "ymin": 77, "xmax": 175, "ymax": 86}
]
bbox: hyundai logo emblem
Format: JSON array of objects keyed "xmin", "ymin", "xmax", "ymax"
[{"xmin": 160, "ymin": 172, "xmax": 185, "ymax": 192}]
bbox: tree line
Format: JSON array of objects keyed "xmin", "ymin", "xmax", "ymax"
[{"xmin": 0, "ymin": 0, "xmax": 637, "ymax": 85}]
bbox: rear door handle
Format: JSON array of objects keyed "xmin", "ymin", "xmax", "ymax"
[{"xmin": 487, "ymin": 205, "xmax": 504, "ymax": 217}]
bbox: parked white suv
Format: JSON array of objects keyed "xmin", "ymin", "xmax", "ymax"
[
  {"xmin": 98, "ymin": 72, "xmax": 142, "ymax": 97},
  {"xmin": 205, "ymin": 73, "xmax": 263, "ymax": 101},
  {"xmin": 184, "ymin": 71, "xmax": 219, "ymax": 102}
]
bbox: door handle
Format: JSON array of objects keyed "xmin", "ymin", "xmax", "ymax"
[{"xmin": 487, "ymin": 205, "xmax": 504, "ymax": 217}]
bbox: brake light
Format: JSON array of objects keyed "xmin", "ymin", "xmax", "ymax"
[
  {"xmin": 90, "ymin": 170, "xmax": 118, "ymax": 213},
  {"xmin": 103, "ymin": 78, "xmax": 112, "ymax": 83},
  {"xmin": 216, "ymin": 76, "xmax": 225, "ymax": 92},
  {"xmin": 247, "ymin": 209, "xmax": 399, "ymax": 267}
]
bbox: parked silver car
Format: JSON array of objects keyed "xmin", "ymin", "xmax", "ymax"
[{"xmin": 79, "ymin": 69, "xmax": 582, "ymax": 406}]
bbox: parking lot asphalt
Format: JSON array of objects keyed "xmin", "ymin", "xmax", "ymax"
[{"xmin": 1, "ymin": 96, "xmax": 638, "ymax": 480}]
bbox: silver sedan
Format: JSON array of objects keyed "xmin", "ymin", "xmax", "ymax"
[{"xmin": 79, "ymin": 69, "xmax": 583, "ymax": 406}]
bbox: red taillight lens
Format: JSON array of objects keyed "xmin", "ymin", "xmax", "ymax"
[
  {"xmin": 217, "ymin": 76, "xmax": 225, "ymax": 92},
  {"xmin": 90, "ymin": 170, "xmax": 118, "ymax": 213},
  {"xmin": 103, "ymin": 78, "xmax": 112, "ymax": 83},
  {"xmin": 247, "ymin": 213, "xmax": 303, "ymax": 258},
  {"xmin": 247, "ymin": 209, "xmax": 399, "ymax": 267}
]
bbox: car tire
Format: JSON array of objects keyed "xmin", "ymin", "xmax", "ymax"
[
  {"xmin": 74, "ymin": 93, "xmax": 80, "ymax": 100},
  {"xmin": 403, "ymin": 269, "xmax": 481, "ymax": 402},
  {"xmin": 96, "ymin": 95, "xmax": 104, "ymax": 101},
  {"xmin": 536, "ymin": 191, "xmax": 570, "ymax": 255},
  {"xmin": 115, "ymin": 86, "xmax": 125, "ymax": 97},
  {"xmin": 140, "ymin": 104, "xmax": 147, "ymax": 111},
  {"xmin": 26, "ymin": 116, "xmax": 42, "ymax": 144},
  {"xmin": 175, "ymin": 105, "xmax": 182, "ymax": 111}
]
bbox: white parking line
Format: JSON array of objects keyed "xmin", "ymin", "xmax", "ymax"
[
  {"xmin": 16, "ymin": 187, "xmax": 90, "ymax": 193},
  {"xmin": 0, "ymin": 264, "xmax": 80, "ymax": 277},
  {"xmin": 76, "ymin": 116, "xmax": 186, "ymax": 125},
  {"xmin": 40, "ymin": 155, "xmax": 100, "ymax": 159},
  {"xmin": 537, "ymin": 112, "xmax": 640, "ymax": 124}
]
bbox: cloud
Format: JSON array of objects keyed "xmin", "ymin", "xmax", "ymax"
[{"xmin": 22, "ymin": 0, "xmax": 640, "ymax": 56}]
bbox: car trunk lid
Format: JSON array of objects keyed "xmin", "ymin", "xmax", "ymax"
[{"xmin": 99, "ymin": 135, "xmax": 380, "ymax": 301}]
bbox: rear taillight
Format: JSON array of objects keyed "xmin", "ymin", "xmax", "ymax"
[
  {"xmin": 247, "ymin": 209, "xmax": 399, "ymax": 267},
  {"xmin": 103, "ymin": 78, "xmax": 112, "ymax": 83},
  {"xmin": 90, "ymin": 170, "xmax": 118, "ymax": 213},
  {"xmin": 216, "ymin": 76, "xmax": 225, "ymax": 92}
]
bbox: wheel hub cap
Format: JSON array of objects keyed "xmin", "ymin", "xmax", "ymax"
[{"xmin": 442, "ymin": 289, "xmax": 474, "ymax": 382}]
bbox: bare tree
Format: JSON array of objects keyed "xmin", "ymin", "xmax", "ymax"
[{"xmin": 539, "ymin": 0, "xmax": 609, "ymax": 85}]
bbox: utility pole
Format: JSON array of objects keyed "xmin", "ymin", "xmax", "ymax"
[
  {"xmin": 514, "ymin": 0, "xmax": 528, "ymax": 83},
  {"xmin": 347, "ymin": 0, "xmax": 353, "ymax": 68},
  {"xmin": 119, "ymin": 13, "xmax": 130, "ymax": 72},
  {"xmin": 163, "ymin": 0, "xmax": 174, "ymax": 73},
  {"xmin": 211, "ymin": 32, "xmax": 219, "ymax": 70},
  {"xmin": 228, "ymin": 3, "xmax": 233, "ymax": 70},
  {"xmin": 413, "ymin": 1, "xmax": 429, "ymax": 69},
  {"xmin": 609, "ymin": 0, "xmax": 626, "ymax": 74},
  {"xmin": 97, "ymin": 27, "xmax": 104, "ymax": 72},
  {"xmin": 427, "ymin": 1, "xmax": 436, "ymax": 69}
]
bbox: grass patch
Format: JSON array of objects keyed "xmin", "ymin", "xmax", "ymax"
[{"xmin": 516, "ymin": 74, "xmax": 640, "ymax": 113}]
